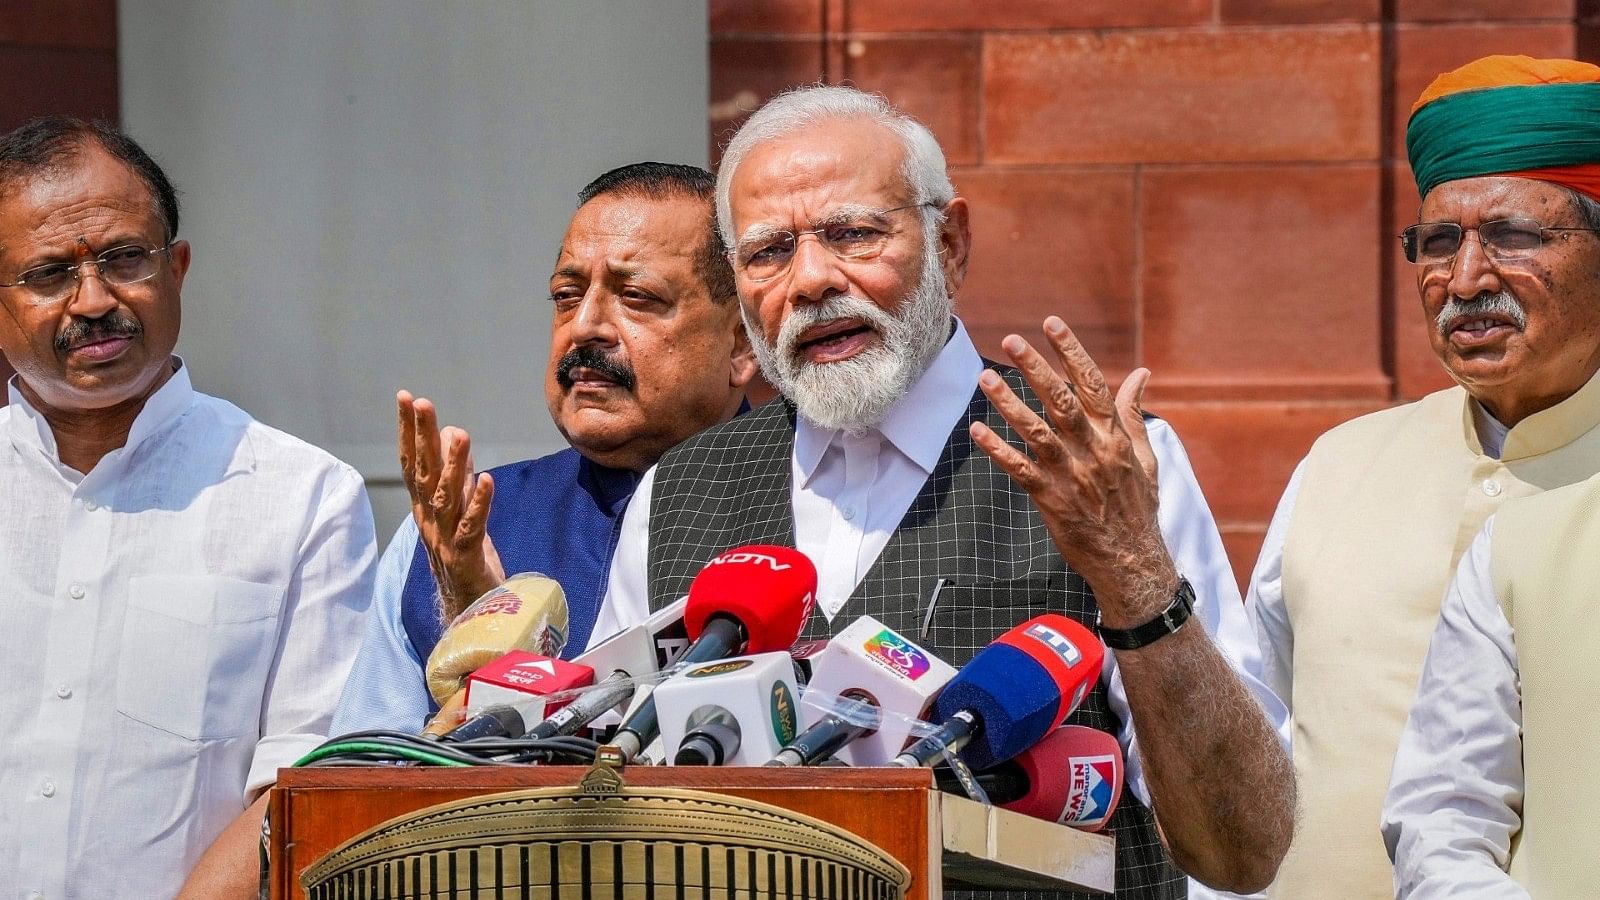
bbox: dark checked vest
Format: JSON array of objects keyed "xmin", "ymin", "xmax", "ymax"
[{"xmin": 645, "ymin": 365, "xmax": 1186, "ymax": 900}]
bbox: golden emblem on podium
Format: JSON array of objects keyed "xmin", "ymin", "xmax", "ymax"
[{"xmin": 299, "ymin": 767, "xmax": 911, "ymax": 899}]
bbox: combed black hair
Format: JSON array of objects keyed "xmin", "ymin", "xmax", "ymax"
[
  {"xmin": 576, "ymin": 162, "xmax": 734, "ymax": 304},
  {"xmin": 0, "ymin": 116, "xmax": 180, "ymax": 241}
]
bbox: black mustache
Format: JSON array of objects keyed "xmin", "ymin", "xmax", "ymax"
[
  {"xmin": 556, "ymin": 345, "xmax": 635, "ymax": 392},
  {"xmin": 56, "ymin": 313, "xmax": 142, "ymax": 353}
]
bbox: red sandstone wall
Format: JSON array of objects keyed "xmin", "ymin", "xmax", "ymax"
[
  {"xmin": 711, "ymin": 0, "xmax": 1600, "ymax": 587},
  {"xmin": 0, "ymin": 0, "xmax": 120, "ymax": 395}
]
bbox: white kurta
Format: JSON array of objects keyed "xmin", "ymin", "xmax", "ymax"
[
  {"xmin": 0, "ymin": 363, "xmax": 377, "ymax": 899},
  {"xmin": 1381, "ymin": 521, "xmax": 1526, "ymax": 899}
]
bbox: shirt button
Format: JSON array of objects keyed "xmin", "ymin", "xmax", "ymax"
[
  {"xmin": 55, "ymin": 685, "xmax": 71, "ymax": 700},
  {"xmin": 83, "ymin": 500, "xmax": 98, "ymax": 511},
  {"xmin": 1482, "ymin": 478, "xmax": 1502, "ymax": 497},
  {"xmin": 842, "ymin": 506, "xmax": 856, "ymax": 522},
  {"xmin": 68, "ymin": 584, "xmax": 85, "ymax": 600},
  {"xmin": 40, "ymin": 780, "xmax": 55, "ymax": 798}
]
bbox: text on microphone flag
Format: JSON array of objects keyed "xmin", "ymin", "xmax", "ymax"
[{"xmin": 1065, "ymin": 754, "xmax": 1119, "ymax": 828}]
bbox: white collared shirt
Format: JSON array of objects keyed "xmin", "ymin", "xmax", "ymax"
[
  {"xmin": 1380, "ymin": 520, "xmax": 1527, "ymax": 899},
  {"xmin": 597, "ymin": 320, "xmax": 1289, "ymax": 822},
  {"xmin": 0, "ymin": 362, "xmax": 377, "ymax": 899}
]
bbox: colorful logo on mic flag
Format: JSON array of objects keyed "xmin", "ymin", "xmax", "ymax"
[
  {"xmin": 1062, "ymin": 754, "xmax": 1118, "ymax": 829},
  {"xmin": 863, "ymin": 629, "xmax": 931, "ymax": 681}
]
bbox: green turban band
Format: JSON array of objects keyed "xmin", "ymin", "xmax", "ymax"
[{"xmin": 1406, "ymin": 82, "xmax": 1600, "ymax": 199}]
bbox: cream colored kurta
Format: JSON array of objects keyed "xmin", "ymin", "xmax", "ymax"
[
  {"xmin": 1268, "ymin": 370, "xmax": 1600, "ymax": 899},
  {"xmin": 1493, "ymin": 473, "xmax": 1600, "ymax": 895}
]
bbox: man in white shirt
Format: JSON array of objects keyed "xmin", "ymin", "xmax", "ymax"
[
  {"xmin": 1382, "ymin": 471, "xmax": 1600, "ymax": 898},
  {"xmin": 1245, "ymin": 55, "xmax": 1600, "ymax": 898},
  {"xmin": 0, "ymin": 118, "xmax": 376, "ymax": 898},
  {"xmin": 594, "ymin": 86, "xmax": 1293, "ymax": 898}
]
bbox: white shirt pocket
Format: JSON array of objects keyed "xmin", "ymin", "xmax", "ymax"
[{"xmin": 116, "ymin": 574, "xmax": 285, "ymax": 741}]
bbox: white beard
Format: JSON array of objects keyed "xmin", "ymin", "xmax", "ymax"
[{"xmin": 744, "ymin": 232, "xmax": 953, "ymax": 434}]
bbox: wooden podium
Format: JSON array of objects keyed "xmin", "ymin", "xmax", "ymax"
[{"xmin": 268, "ymin": 766, "xmax": 1115, "ymax": 898}]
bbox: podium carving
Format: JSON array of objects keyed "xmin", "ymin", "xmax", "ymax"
[
  {"xmin": 300, "ymin": 769, "xmax": 910, "ymax": 899},
  {"xmin": 269, "ymin": 765, "xmax": 1114, "ymax": 899}
]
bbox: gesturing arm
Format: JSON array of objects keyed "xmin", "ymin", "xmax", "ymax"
[
  {"xmin": 969, "ymin": 317, "xmax": 1294, "ymax": 893},
  {"xmin": 397, "ymin": 391, "xmax": 505, "ymax": 618}
]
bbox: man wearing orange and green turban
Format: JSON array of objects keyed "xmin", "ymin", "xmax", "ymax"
[{"xmin": 1247, "ymin": 55, "xmax": 1600, "ymax": 899}]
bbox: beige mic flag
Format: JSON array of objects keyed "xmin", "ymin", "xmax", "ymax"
[{"xmin": 424, "ymin": 573, "xmax": 570, "ymax": 706}]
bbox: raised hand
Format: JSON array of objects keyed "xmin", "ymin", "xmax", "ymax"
[
  {"xmin": 396, "ymin": 390, "xmax": 505, "ymax": 619},
  {"xmin": 969, "ymin": 316, "xmax": 1177, "ymax": 628}
]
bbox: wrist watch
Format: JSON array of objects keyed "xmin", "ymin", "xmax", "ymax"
[{"xmin": 1096, "ymin": 576, "xmax": 1195, "ymax": 650}]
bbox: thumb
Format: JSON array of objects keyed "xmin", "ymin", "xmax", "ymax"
[{"xmin": 1116, "ymin": 368, "xmax": 1158, "ymax": 481}]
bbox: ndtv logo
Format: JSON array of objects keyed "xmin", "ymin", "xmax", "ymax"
[{"xmin": 708, "ymin": 551, "xmax": 792, "ymax": 571}]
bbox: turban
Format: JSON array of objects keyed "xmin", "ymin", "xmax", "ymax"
[{"xmin": 1406, "ymin": 55, "xmax": 1600, "ymax": 202}]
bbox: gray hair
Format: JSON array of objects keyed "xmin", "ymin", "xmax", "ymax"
[
  {"xmin": 714, "ymin": 85, "xmax": 955, "ymax": 247},
  {"xmin": 1565, "ymin": 186, "xmax": 1600, "ymax": 232}
]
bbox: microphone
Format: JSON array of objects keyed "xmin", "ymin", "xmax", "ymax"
[
  {"xmin": 934, "ymin": 725, "xmax": 1125, "ymax": 832},
  {"xmin": 674, "ymin": 706, "xmax": 741, "ymax": 766},
  {"xmin": 423, "ymin": 573, "xmax": 570, "ymax": 709},
  {"xmin": 447, "ymin": 650, "xmax": 594, "ymax": 737},
  {"xmin": 657, "ymin": 651, "xmax": 801, "ymax": 765},
  {"xmin": 770, "ymin": 616, "xmax": 957, "ymax": 767},
  {"xmin": 439, "ymin": 704, "xmax": 525, "ymax": 743},
  {"xmin": 606, "ymin": 546, "xmax": 817, "ymax": 762},
  {"xmin": 767, "ymin": 694, "xmax": 880, "ymax": 767},
  {"xmin": 892, "ymin": 614, "xmax": 1103, "ymax": 771},
  {"xmin": 523, "ymin": 597, "xmax": 689, "ymax": 740}
]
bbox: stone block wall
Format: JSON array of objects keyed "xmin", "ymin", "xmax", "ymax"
[{"xmin": 711, "ymin": 0, "xmax": 1600, "ymax": 586}]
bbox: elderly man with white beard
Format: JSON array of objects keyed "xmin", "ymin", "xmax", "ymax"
[
  {"xmin": 1247, "ymin": 55, "xmax": 1600, "ymax": 900},
  {"xmin": 592, "ymin": 86, "xmax": 1295, "ymax": 899}
]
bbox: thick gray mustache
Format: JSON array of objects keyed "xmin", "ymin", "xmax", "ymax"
[{"xmin": 1435, "ymin": 292, "xmax": 1527, "ymax": 337}]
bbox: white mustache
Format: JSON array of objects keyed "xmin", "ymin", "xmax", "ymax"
[
  {"xmin": 1436, "ymin": 291, "xmax": 1527, "ymax": 336},
  {"xmin": 775, "ymin": 296, "xmax": 892, "ymax": 360}
]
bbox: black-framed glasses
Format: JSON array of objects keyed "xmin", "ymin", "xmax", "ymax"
[
  {"xmin": 0, "ymin": 244, "xmax": 175, "ymax": 304},
  {"xmin": 731, "ymin": 202, "xmax": 941, "ymax": 283},
  {"xmin": 1399, "ymin": 219, "xmax": 1599, "ymax": 265}
]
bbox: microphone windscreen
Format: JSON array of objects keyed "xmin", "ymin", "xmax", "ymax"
[
  {"xmin": 684, "ymin": 546, "xmax": 817, "ymax": 653},
  {"xmin": 424, "ymin": 573, "xmax": 570, "ymax": 705},
  {"xmin": 929, "ymin": 614, "xmax": 1102, "ymax": 770},
  {"xmin": 1003, "ymin": 725, "xmax": 1124, "ymax": 832}
]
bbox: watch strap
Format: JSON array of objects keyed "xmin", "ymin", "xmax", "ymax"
[{"xmin": 1096, "ymin": 577, "xmax": 1195, "ymax": 650}]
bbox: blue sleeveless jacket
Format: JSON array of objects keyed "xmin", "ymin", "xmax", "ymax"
[{"xmin": 398, "ymin": 448, "xmax": 638, "ymax": 710}]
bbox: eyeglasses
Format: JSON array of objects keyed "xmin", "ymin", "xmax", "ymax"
[
  {"xmin": 731, "ymin": 202, "xmax": 940, "ymax": 283},
  {"xmin": 0, "ymin": 244, "xmax": 174, "ymax": 304},
  {"xmin": 1399, "ymin": 219, "xmax": 1598, "ymax": 265}
]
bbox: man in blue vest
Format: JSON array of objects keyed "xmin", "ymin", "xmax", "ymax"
[{"xmin": 332, "ymin": 163, "xmax": 758, "ymax": 732}]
